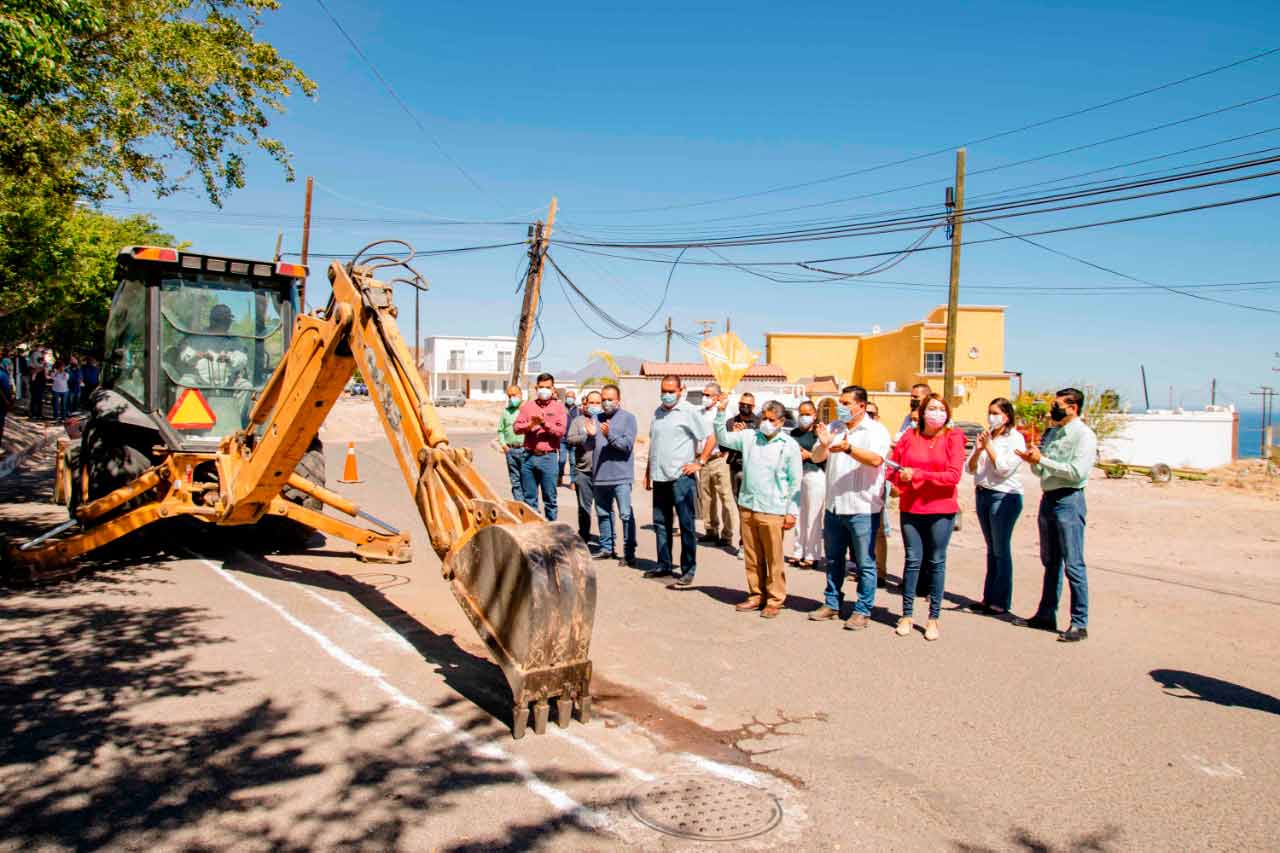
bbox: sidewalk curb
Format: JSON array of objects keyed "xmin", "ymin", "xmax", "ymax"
[{"xmin": 0, "ymin": 428, "xmax": 58, "ymax": 480}]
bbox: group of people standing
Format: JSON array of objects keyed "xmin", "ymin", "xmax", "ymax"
[
  {"xmin": 0, "ymin": 349, "xmax": 100, "ymax": 424},
  {"xmin": 495, "ymin": 373, "xmax": 1098, "ymax": 644}
]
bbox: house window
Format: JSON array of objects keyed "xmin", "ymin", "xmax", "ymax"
[
  {"xmin": 448, "ymin": 349, "xmax": 464, "ymax": 370},
  {"xmin": 497, "ymin": 350, "xmax": 512, "ymax": 372},
  {"xmin": 480, "ymin": 379, "xmax": 496, "ymax": 394},
  {"xmin": 923, "ymin": 352, "xmax": 944, "ymax": 375}
]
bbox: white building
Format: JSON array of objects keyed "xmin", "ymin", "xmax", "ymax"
[
  {"xmin": 1100, "ymin": 406, "xmax": 1239, "ymax": 470},
  {"xmin": 421, "ymin": 335, "xmax": 539, "ymax": 401}
]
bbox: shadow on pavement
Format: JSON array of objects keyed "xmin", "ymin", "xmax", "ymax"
[
  {"xmin": 0, "ymin": 557, "xmax": 622, "ymax": 850},
  {"xmin": 956, "ymin": 823, "xmax": 1122, "ymax": 852},
  {"xmin": 1150, "ymin": 668, "xmax": 1280, "ymax": 716}
]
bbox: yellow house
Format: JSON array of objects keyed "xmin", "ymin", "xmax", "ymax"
[{"xmin": 766, "ymin": 305, "xmax": 1013, "ymax": 427}]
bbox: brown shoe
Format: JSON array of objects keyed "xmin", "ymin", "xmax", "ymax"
[
  {"xmin": 760, "ymin": 606, "xmax": 781, "ymax": 619},
  {"xmin": 808, "ymin": 605, "xmax": 839, "ymax": 621},
  {"xmin": 843, "ymin": 613, "xmax": 870, "ymax": 631},
  {"xmin": 735, "ymin": 597, "xmax": 762, "ymax": 612}
]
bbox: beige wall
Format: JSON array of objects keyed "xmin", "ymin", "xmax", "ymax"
[{"xmin": 766, "ymin": 334, "xmax": 860, "ymax": 387}]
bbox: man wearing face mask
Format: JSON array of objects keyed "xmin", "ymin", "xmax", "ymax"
[
  {"xmin": 559, "ymin": 389, "xmax": 579, "ymax": 488},
  {"xmin": 898, "ymin": 383, "xmax": 933, "ymax": 440},
  {"xmin": 590, "ymin": 384, "xmax": 639, "ymax": 567},
  {"xmin": 697, "ymin": 382, "xmax": 736, "ymax": 551},
  {"xmin": 714, "ymin": 396, "xmax": 802, "ymax": 618},
  {"xmin": 646, "ymin": 374, "xmax": 710, "ymax": 585},
  {"xmin": 810, "ymin": 385, "xmax": 891, "ymax": 630},
  {"xmin": 564, "ymin": 390, "xmax": 602, "ymax": 548},
  {"xmin": 787, "ymin": 400, "xmax": 826, "ymax": 568},
  {"xmin": 1014, "ymin": 388, "xmax": 1097, "ymax": 642},
  {"xmin": 513, "ymin": 372, "xmax": 568, "ymax": 520},
  {"xmin": 497, "ymin": 384, "xmax": 526, "ymax": 504}
]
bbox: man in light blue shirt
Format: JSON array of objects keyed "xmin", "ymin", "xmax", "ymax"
[
  {"xmin": 646, "ymin": 374, "xmax": 709, "ymax": 585},
  {"xmin": 714, "ymin": 396, "xmax": 801, "ymax": 618}
]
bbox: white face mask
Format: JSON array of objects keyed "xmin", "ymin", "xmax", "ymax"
[
  {"xmin": 798, "ymin": 414, "xmax": 815, "ymax": 429},
  {"xmin": 536, "ymin": 387, "xmax": 553, "ymax": 401},
  {"xmin": 758, "ymin": 419, "xmax": 780, "ymax": 437},
  {"xmin": 988, "ymin": 413, "xmax": 1006, "ymax": 429}
]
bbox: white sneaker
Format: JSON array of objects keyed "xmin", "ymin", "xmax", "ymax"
[
  {"xmin": 895, "ymin": 616, "xmax": 913, "ymax": 637},
  {"xmin": 924, "ymin": 619, "xmax": 940, "ymax": 641}
]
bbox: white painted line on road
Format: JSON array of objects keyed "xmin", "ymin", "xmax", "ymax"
[
  {"xmin": 196, "ymin": 554, "xmax": 608, "ymax": 830},
  {"xmin": 550, "ymin": 728, "xmax": 656, "ymax": 783},
  {"xmin": 681, "ymin": 753, "xmax": 765, "ymax": 786}
]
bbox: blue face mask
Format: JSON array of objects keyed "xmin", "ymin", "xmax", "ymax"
[
  {"xmin": 660, "ymin": 392, "xmax": 679, "ymax": 407},
  {"xmin": 835, "ymin": 405, "xmax": 852, "ymax": 422},
  {"xmin": 508, "ymin": 396, "xmax": 521, "ymax": 408},
  {"xmin": 798, "ymin": 414, "xmax": 815, "ymax": 429},
  {"xmin": 586, "ymin": 404, "xmax": 603, "ymax": 416}
]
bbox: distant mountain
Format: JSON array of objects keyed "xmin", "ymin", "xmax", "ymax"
[{"xmin": 569, "ymin": 353, "xmax": 645, "ymax": 382}]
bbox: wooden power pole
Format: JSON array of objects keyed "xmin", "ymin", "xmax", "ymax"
[
  {"xmin": 943, "ymin": 149, "xmax": 966, "ymax": 405},
  {"xmin": 665, "ymin": 317, "xmax": 673, "ymax": 361},
  {"xmin": 299, "ymin": 175, "xmax": 314, "ymax": 311},
  {"xmin": 510, "ymin": 197, "xmax": 557, "ymax": 388}
]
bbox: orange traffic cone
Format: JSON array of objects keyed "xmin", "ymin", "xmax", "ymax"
[{"xmin": 339, "ymin": 441, "xmax": 363, "ymax": 483}]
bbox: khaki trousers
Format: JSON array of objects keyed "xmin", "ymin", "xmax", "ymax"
[
  {"xmin": 740, "ymin": 507, "xmax": 787, "ymax": 608},
  {"xmin": 698, "ymin": 455, "xmax": 736, "ymax": 542}
]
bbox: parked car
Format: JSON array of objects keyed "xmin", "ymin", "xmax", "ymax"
[
  {"xmin": 435, "ymin": 391, "xmax": 466, "ymax": 408},
  {"xmin": 347, "ymin": 381, "xmax": 368, "ymax": 396},
  {"xmin": 953, "ymin": 420, "xmax": 984, "ymax": 450}
]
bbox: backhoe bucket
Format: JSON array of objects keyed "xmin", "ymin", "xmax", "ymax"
[{"xmin": 445, "ymin": 521, "xmax": 596, "ymax": 738}]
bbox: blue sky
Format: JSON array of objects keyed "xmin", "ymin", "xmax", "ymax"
[{"xmin": 104, "ymin": 0, "xmax": 1280, "ymax": 411}]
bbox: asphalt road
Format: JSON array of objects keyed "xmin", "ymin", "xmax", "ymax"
[{"xmin": 1, "ymin": 427, "xmax": 1277, "ymax": 851}]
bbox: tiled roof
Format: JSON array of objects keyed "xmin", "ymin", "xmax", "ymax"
[{"xmin": 638, "ymin": 361, "xmax": 788, "ymax": 380}]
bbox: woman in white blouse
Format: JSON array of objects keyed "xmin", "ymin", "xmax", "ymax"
[{"xmin": 966, "ymin": 397, "xmax": 1025, "ymax": 616}]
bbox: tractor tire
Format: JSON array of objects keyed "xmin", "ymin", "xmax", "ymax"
[{"xmin": 68, "ymin": 422, "xmax": 155, "ymax": 520}]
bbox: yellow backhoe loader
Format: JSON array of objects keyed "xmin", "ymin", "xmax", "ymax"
[{"xmin": 2, "ymin": 242, "xmax": 595, "ymax": 739}]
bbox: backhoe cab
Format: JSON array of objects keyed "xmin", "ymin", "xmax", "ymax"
[{"xmin": 5, "ymin": 243, "xmax": 597, "ymax": 738}]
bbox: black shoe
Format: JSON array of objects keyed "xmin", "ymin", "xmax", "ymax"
[
  {"xmin": 1012, "ymin": 614, "xmax": 1058, "ymax": 632},
  {"xmin": 618, "ymin": 556, "xmax": 637, "ymax": 568},
  {"xmin": 592, "ymin": 551, "xmax": 618, "ymax": 561},
  {"xmin": 643, "ymin": 568, "xmax": 674, "ymax": 579},
  {"xmin": 1059, "ymin": 626, "xmax": 1088, "ymax": 642},
  {"xmin": 967, "ymin": 601, "xmax": 994, "ymax": 614},
  {"xmin": 669, "ymin": 574, "xmax": 694, "ymax": 588},
  {"xmin": 698, "ymin": 532, "xmax": 720, "ymax": 543}
]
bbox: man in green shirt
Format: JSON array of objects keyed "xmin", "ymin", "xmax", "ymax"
[
  {"xmin": 497, "ymin": 384, "xmax": 526, "ymax": 503},
  {"xmin": 1014, "ymin": 387, "xmax": 1097, "ymax": 642}
]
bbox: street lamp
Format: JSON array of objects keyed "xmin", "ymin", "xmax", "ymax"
[{"xmin": 390, "ymin": 275, "xmax": 429, "ymax": 368}]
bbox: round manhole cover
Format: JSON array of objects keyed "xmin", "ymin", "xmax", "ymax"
[{"xmin": 627, "ymin": 774, "xmax": 782, "ymax": 841}]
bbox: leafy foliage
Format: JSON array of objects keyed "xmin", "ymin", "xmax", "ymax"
[
  {"xmin": 0, "ymin": 0, "xmax": 315, "ymax": 204},
  {"xmin": 1015, "ymin": 387, "xmax": 1128, "ymax": 443},
  {"xmin": 0, "ymin": 0, "xmax": 312, "ymax": 352},
  {"xmin": 0, "ymin": 203, "xmax": 174, "ymax": 355}
]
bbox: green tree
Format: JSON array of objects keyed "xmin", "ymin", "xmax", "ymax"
[
  {"xmin": 0, "ymin": 0, "xmax": 315, "ymax": 204},
  {"xmin": 0, "ymin": 205, "xmax": 174, "ymax": 355}
]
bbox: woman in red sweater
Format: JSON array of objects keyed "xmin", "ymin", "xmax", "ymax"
[{"xmin": 887, "ymin": 394, "xmax": 966, "ymax": 641}]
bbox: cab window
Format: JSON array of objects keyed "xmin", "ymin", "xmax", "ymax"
[{"xmin": 103, "ymin": 279, "xmax": 148, "ymax": 403}]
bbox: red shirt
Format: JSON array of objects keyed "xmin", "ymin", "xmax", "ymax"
[
  {"xmin": 513, "ymin": 398, "xmax": 567, "ymax": 453},
  {"xmin": 888, "ymin": 428, "xmax": 966, "ymax": 515}
]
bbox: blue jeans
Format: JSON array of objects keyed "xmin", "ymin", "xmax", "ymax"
[
  {"xmin": 976, "ymin": 488, "xmax": 1023, "ymax": 611},
  {"xmin": 1035, "ymin": 488, "xmax": 1088, "ymax": 628},
  {"xmin": 822, "ymin": 511, "xmax": 875, "ymax": 614},
  {"xmin": 51, "ymin": 390, "xmax": 68, "ymax": 420},
  {"xmin": 653, "ymin": 475, "xmax": 697, "ymax": 575},
  {"xmin": 505, "ymin": 447, "xmax": 526, "ymax": 503},
  {"xmin": 519, "ymin": 451, "xmax": 559, "ymax": 520},
  {"xmin": 595, "ymin": 482, "xmax": 636, "ymax": 560},
  {"xmin": 559, "ymin": 444, "xmax": 569, "ymax": 481},
  {"xmin": 868, "ymin": 511, "xmax": 882, "ymax": 567},
  {"xmin": 900, "ymin": 512, "xmax": 956, "ymax": 619},
  {"xmin": 571, "ymin": 470, "xmax": 595, "ymax": 544}
]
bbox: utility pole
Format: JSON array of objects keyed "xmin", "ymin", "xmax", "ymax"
[
  {"xmin": 694, "ymin": 320, "xmax": 715, "ymax": 339},
  {"xmin": 1140, "ymin": 364, "xmax": 1151, "ymax": 410},
  {"xmin": 1211, "ymin": 378, "xmax": 1216, "ymax": 406},
  {"xmin": 1250, "ymin": 386, "xmax": 1276, "ymax": 458},
  {"xmin": 510, "ymin": 197, "xmax": 557, "ymax": 388},
  {"xmin": 664, "ymin": 317, "xmax": 674, "ymax": 361},
  {"xmin": 299, "ymin": 175, "xmax": 314, "ymax": 311},
  {"xmin": 273, "ymin": 232, "xmax": 283, "ymax": 262},
  {"xmin": 725, "ymin": 317, "xmax": 731, "ymax": 333},
  {"xmin": 943, "ymin": 148, "xmax": 966, "ymax": 405}
]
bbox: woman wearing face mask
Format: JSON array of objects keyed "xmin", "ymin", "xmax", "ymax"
[
  {"xmin": 887, "ymin": 393, "xmax": 966, "ymax": 641},
  {"xmin": 966, "ymin": 397, "xmax": 1025, "ymax": 617}
]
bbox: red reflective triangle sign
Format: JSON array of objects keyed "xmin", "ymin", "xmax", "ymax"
[{"xmin": 167, "ymin": 388, "xmax": 217, "ymax": 430}]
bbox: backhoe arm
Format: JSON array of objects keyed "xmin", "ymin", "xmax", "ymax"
[{"xmin": 221, "ymin": 260, "xmax": 597, "ymax": 736}]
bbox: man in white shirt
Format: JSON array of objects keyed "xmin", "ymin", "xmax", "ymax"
[
  {"xmin": 696, "ymin": 382, "xmax": 736, "ymax": 551},
  {"xmin": 810, "ymin": 385, "xmax": 891, "ymax": 630}
]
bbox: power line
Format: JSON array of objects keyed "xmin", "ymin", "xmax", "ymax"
[
  {"xmin": 313, "ymin": 0, "xmax": 485, "ymax": 192},
  {"xmin": 281, "ymin": 240, "xmax": 525, "ymax": 258},
  {"xmin": 572, "ymin": 47, "xmax": 1280, "ymax": 215},
  {"xmin": 980, "ymin": 221, "xmax": 1280, "ymax": 314}
]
